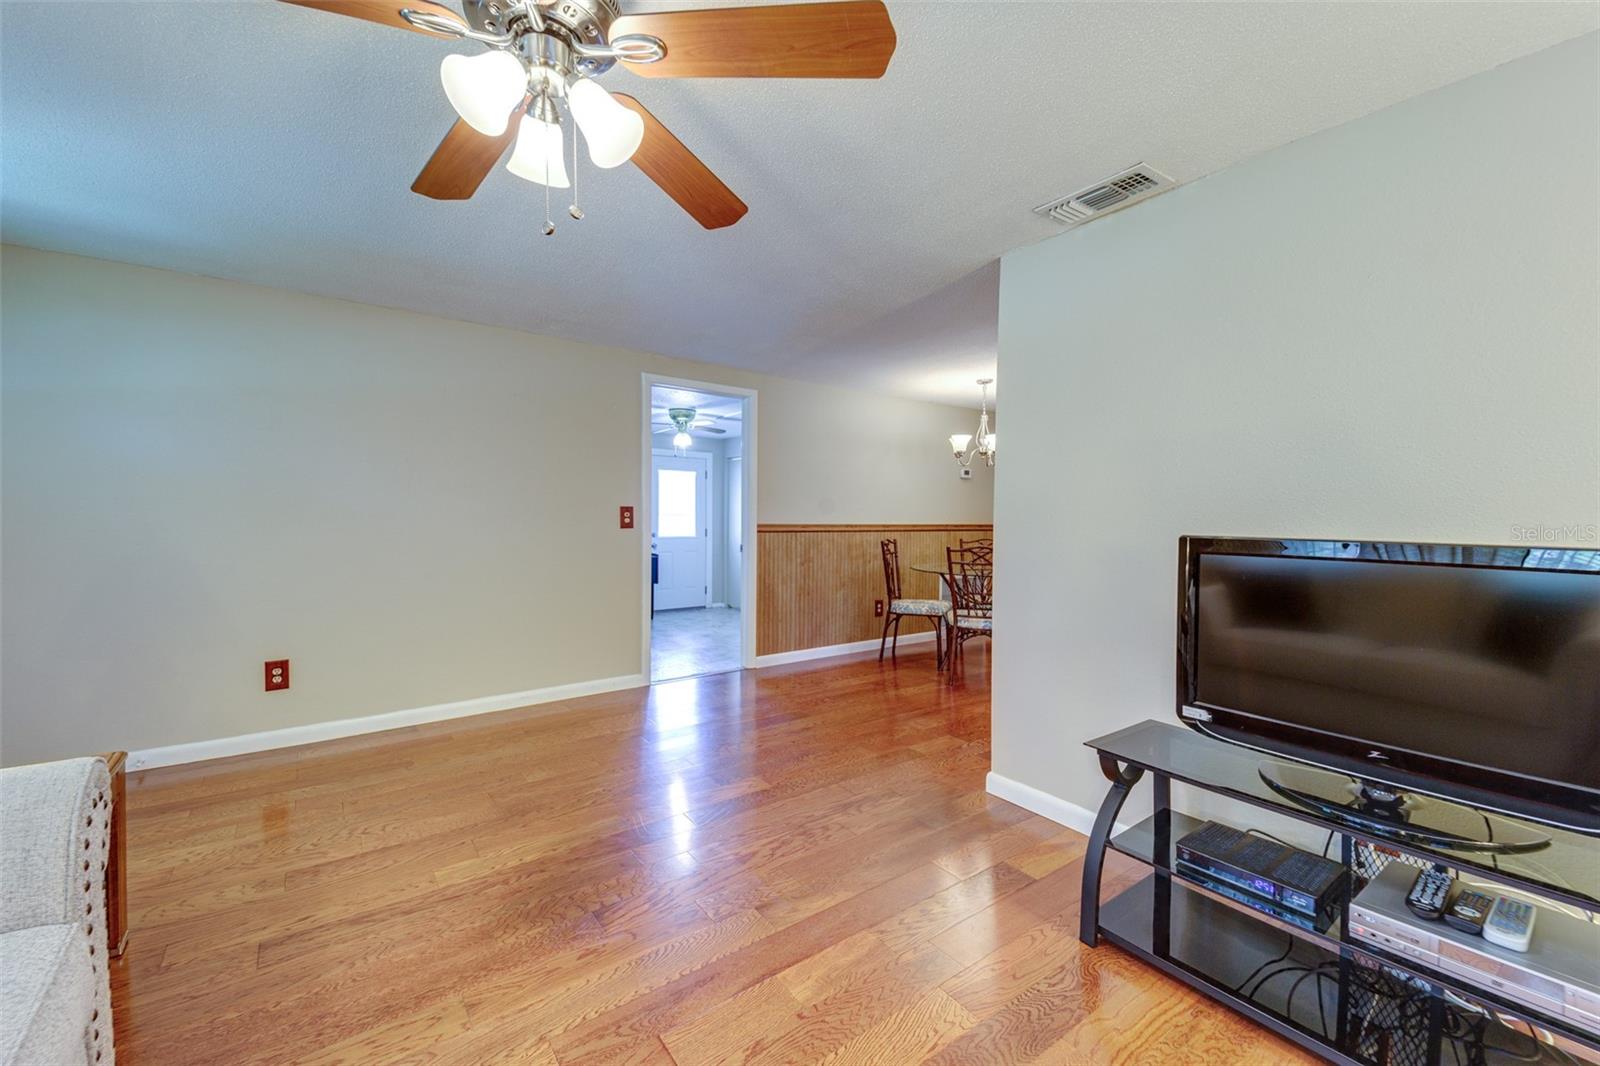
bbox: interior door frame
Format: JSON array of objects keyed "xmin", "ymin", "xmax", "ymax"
[
  {"xmin": 726, "ymin": 454, "xmax": 743, "ymax": 610},
  {"xmin": 641, "ymin": 372, "xmax": 758, "ymax": 677},
  {"xmin": 650, "ymin": 446, "xmax": 714, "ymax": 610}
]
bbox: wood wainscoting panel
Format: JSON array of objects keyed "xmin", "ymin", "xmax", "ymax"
[{"xmin": 756, "ymin": 524, "xmax": 993, "ymax": 656}]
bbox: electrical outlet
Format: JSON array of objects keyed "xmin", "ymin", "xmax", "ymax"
[
  {"xmin": 265, "ymin": 659, "xmax": 289, "ymax": 692},
  {"xmin": 874, "ymin": 600, "xmax": 884, "ymax": 617},
  {"xmin": 959, "ymin": 468, "xmax": 974, "ymax": 480},
  {"xmin": 619, "ymin": 505, "xmax": 635, "ymax": 529}
]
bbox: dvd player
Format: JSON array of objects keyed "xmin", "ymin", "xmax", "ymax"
[
  {"xmin": 1175, "ymin": 821, "xmax": 1350, "ymax": 932},
  {"xmin": 1350, "ymin": 863, "xmax": 1600, "ymax": 1035}
]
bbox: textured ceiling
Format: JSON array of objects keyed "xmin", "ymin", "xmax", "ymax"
[{"xmin": 2, "ymin": 2, "xmax": 1595, "ymax": 408}]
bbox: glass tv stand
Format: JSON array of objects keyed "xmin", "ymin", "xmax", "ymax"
[{"xmin": 1081, "ymin": 720, "xmax": 1600, "ymax": 1066}]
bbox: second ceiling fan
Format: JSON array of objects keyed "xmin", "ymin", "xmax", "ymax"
[{"xmin": 282, "ymin": 0, "xmax": 898, "ymax": 231}]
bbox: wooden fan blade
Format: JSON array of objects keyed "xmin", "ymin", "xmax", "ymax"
[
  {"xmin": 412, "ymin": 116, "xmax": 519, "ymax": 200},
  {"xmin": 610, "ymin": 1, "xmax": 895, "ymax": 78},
  {"xmin": 613, "ymin": 95, "xmax": 748, "ymax": 230},
  {"xmin": 278, "ymin": 0, "xmax": 467, "ymax": 38}
]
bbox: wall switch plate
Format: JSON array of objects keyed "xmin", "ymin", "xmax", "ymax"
[
  {"xmin": 265, "ymin": 659, "xmax": 289, "ymax": 692},
  {"xmin": 619, "ymin": 505, "xmax": 635, "ymax": 529},
  {"xmin": 959, "ymin": 468, "xmax": 974, "ymax": 480},
  {"xmin": 875, "ymin": 600, "xmax": 884, "ymax": 617}
]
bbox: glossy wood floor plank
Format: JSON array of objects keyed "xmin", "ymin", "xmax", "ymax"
[{"xmin": 111, "ymin": 646, "xmax": 1315, "ymax": 1064}]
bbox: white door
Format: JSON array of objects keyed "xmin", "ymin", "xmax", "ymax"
[
  {"xmin": 652, "ymin": 452, "xmax": 710, "ymax": 611},
  {"xmin": 727, "ymin": 456, "xmax": 743, "ymax": 609}
]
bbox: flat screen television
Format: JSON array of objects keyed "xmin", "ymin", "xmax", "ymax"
[{"xmin": 1177, "ymin": 537, "xmax": 1600, "ymax": 834}]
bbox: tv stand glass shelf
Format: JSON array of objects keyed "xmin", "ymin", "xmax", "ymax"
[{"xmin": 1082, "ymin": 720, "xmax": 1600, "ymax": 1066}]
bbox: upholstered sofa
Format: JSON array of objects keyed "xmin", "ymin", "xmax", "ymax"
[{"xmin": 1, "ymin": 757, "xmax": 117, "ymax": 1065}]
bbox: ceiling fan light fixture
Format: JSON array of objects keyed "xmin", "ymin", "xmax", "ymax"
[
  {"xmin": 439, "ymin": 49, "xmax": 528, "ymax": 136},
  {"xmin": 506, "ymin": 109, "xmax": 571, "ymax": 188},
  {"xmin": 284, "ymin": 0, "xmax": 902, "ymax": 229},
  {"xmin": 672, "ymin": 430, "xmax": 693, "ymax": 454},
  {"xmin": 566, "ymin": 77, "xmax": 644, "ymax": 168}
]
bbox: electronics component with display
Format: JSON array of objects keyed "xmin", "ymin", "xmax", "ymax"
[
  {"xmin": 1174, "ymin": 820, "xmax": 1350, "ymax": 933},
  {"xmin": 1349, "ymin": 863, "xmax": 1600, "ymax": 1033}
]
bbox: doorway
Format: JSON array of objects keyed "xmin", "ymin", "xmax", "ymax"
[{"xmin": 643, "ymin": 377, "xmax": 756, "ymax": 682}]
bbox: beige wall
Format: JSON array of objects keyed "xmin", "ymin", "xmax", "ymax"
[
  {"xmin": 991, "ymin": 35, "xmax": 1599, "ymax": 829},
  {"xmin": 0, "ymin": 246, "xmax": 992, "ymax": 764}
]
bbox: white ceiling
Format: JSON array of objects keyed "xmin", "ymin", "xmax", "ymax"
[
  {"xmin": 651, "ymin": 384, "xmax": 742, "ymax": 439},
  {"xmin": 2, "ymin": 2, "xmax": 1595, "ymax": 408}
]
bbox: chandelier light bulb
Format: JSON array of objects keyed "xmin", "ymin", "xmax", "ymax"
[
  {"xmin": 440, "ymin": 50, "xmax": 527, "ymax": 136},
  {"xmin": 949, "ymin": 434, "xmax": 972, "ymax": 457},
  {"xmin": 506, "ymin": 112, "xmax": 571, "ymax": 188},
  {"xmin": 566, "ymin": 78, "xmax": 645, "ymax": 168}
]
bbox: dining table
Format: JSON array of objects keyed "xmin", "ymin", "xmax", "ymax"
[
  {"xmin": 909, "ymin": 560, "xmax": 991, "ymax": 599},
  {"xmin": 909, "ymin": 560, "xmax": 992, "ymax": 575}
]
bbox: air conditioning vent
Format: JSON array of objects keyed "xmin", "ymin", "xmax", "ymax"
[{"xmin": 1035, "ymin": 165, "xmax": 1173, "ymax": 228}]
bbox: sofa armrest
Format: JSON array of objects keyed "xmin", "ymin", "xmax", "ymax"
[
  {"xmin": 0, "ymin": 757, "xmax": 111, "ymax": 934},
  {"xmin": 0, "ymin": 756, "xmax": 116, "ymax": 1065}
]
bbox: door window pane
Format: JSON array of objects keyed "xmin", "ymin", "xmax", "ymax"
[{"xmin": 658, "ymin": 469, "xmax": 698, "ymax": 538}]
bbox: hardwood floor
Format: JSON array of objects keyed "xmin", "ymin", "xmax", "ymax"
[{"xmin": 111, "ymin": 647, "xmax": 1316, "ymax": 1064}]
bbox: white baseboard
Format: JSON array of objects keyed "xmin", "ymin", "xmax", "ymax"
[
  {"xmin": 128, "ymin": 673, "xmax": 647, "ymax": 772},
  {"xmin": 754, "ymin": 630, "xmax": 936, "ymax": 668},
  {"xmin": 986, "ymin": 771, "xmax": 1130, "ymax": 838}
]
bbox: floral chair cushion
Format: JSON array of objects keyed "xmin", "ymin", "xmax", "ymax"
[
  {"xmin": 949, "ymin": 613, "xmax": 992, "ymax": 632},
  {"xmin": 891, "ymin": 598, "xmax": 947, "ymax": 617}
]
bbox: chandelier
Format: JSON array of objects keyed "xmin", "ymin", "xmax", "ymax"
[{"xmin": 949, "ymin": 379, "xmax": 996, "ymax": 468}]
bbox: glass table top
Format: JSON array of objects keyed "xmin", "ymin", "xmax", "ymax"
[{"xmin": 909, "ymin": 561, "xmax": 992, "ymax": 575}]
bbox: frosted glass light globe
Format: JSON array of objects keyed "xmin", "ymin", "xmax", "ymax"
[
  {"xmin": 566, "ymin": 78, "xmax": 644, "ymax": 168},
  {"xmin": 440, "ymin": 50, "xmax": 527, "ymax": 136},
  {"xmin": 506, "ymin": 113, "xmax": 571, "ymax": 189}
]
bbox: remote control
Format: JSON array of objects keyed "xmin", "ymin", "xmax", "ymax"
[
  {"xmin": 1406, "ymin": 865, "xmax": 1453, "ymax": 920},
  {"xmin": 1444, "ymin": 889, "xmax": 1496, "ymax": 935},
  {"xmin": 1483, "ymin": 895, "xmax": 1537, "ymax": 952}
]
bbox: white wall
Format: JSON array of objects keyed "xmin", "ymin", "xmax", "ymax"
[
  {"xmin": 0, "ymin": 246, "xmax": 992, "ymax": 765},
  {"xmin": 991, "ymin": 34, "xmax": 1599, "ymax": 829}
]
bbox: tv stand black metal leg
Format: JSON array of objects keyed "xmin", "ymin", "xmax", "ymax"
[
  {"xmin": 1152, "ymin": 772, "xmax": 1171, "ymax": 957},
  {"xmin": 1080, "ymin": 753, "xmax": 1145, "ymax": 947}
]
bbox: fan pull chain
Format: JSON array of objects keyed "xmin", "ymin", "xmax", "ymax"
[
  {"xmin": 541, "ymin": 88, "xmax": 556, "ymax": 237},
  {"xmin": 568, "ymin": 97, "xmax": 583, "ymax": 221}
]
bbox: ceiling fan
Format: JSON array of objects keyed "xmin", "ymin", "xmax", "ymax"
[
  {"xmin": 653, "ymin": 406, "xmax": 728, "ymax": 434},
  {"xmin": 280, "ymin": 0, "xmax": 897, "ymax": 232}
]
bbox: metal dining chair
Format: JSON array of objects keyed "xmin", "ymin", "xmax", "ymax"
[
  {"xmin": 944, "ymin": 546, "xmax": 993, "ymax": 679},
  {"xmin": 879, "ymin": 538, "xmax": 947, "ymax": 664},
  {"xmin": 959, "ymin": 537, "xmax": 993, "ymax": 564}
]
